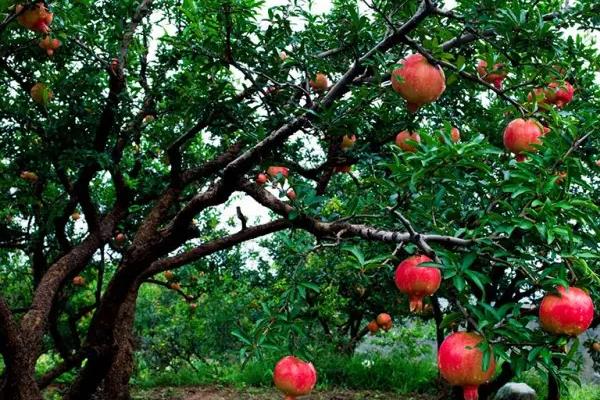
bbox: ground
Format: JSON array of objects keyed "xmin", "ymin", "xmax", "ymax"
[{"xmin": 132, "ymin": 386, "xmax": 439, "ymax": 400}]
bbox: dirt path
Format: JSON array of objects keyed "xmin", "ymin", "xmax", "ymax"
[{"xmin": 133, "ymin": 386, "xmax": 437, "ymax": 400}]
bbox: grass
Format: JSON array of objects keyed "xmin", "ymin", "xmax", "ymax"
[{"xmin": 133, "ymin": 351, "xmax": 438, "ymax": 395}]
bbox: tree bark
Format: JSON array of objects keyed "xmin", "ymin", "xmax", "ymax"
[{"xmin": 98, "ymin": 287, "xmax": 139, "ymax": 400}]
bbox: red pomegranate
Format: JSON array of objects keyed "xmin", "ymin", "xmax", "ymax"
[
  {"xmin": 395, "ymin": 130, "xmax": 421, "ymax": 153},
  {"xmin": 539, "ymin": 286, "xmax": 594, "ymax": 336},
  {"xmin": 367, "ymin": 320, "xmax": 379, "ymax": 335},
  {"xmin": 17, "ymin": 2, "xmax": 53, "ymax": 33},
  {"xmin": 340, "ymin": 134, "xmax": 356, "ymax": 151},
  {"xmin": 391, "ymin": 54, "xmax": 446, "ymax": 112},
  {"xmin": 39, "ymin": 35, "xmax": 61, "ymax": 56},
  {"xmin": 394, "ymin": 255, "xmax": 441, "ymax": 313},
  {"xmin": 439, "ymin": 127, "xmax": 460, "ymax": 144},
  {"xmin": 256, "ymin": 173, "xmax": 268, "ymax": 185},
  {"xmin": 476, "ymin": 60, "xmax": 507, "ymax": 89},
  {"xmin": 545, "ymin": 81, "xmax": 574, "ymax": 108},
  {"xmin": 438, "ymin": 332, "xmax": 496, "ymax": 400},
  {"xmin": 72, "ymin": 276, "xmax": 86, "ymax": 286},
  {"xmin": 286, "ymin": 188, "xmax": 296, "ymax": 200},
  {"xmin": 273, "ymin": 356, "xmax": 317, "ymax": 400},
  {"xmin": 503, "ymin": 118, "xmax": 545, "ymax": 161},
  {"xmin": 267, "ymin": 166, "xmax": 289, "ymax": 179},
  {"xmin": 376, "ymin": 313, "xmax": 392, "ymax": 329},
  {"xmin": 309, "ymin": 73, "xmax": 329, "ymax": 91}
]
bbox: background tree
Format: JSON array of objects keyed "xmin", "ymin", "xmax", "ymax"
[{"xmin": 0, "ymin": 0, "xmax": 599, "ymax": 400}]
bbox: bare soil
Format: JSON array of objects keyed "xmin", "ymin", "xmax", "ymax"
[{"xmin": 132, "ymin": 386, "xmax": 438, "ymax": 400}]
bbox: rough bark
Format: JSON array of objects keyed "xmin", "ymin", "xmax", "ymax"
[{"xmin": 98, "ymin": 288, "xmax": 139, "ymax": 400}]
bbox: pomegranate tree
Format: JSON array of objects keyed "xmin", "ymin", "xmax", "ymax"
[
  {"xmin": 391, "ymin": 53, "xmax": 446, "ymax": 112},
  {"xmin": 438, "ymin": 332, "xmax": 496, "ymax": 400},
  {"xmin": 395, "ymin": 130, "xmax": 421, "ymax": 153},
  {"xmin": 539, "ymin": 286, "xmax": 595, "ymax": 336},
  {"xmin": 394, "ymin": 255, "xmax": 441, "ymax": 313},
  {"xmin": 273, "ymin": 356, "xmax": 317, "ymax": 400},
  {"xmin": 503, "ymin": 118, "xmax": 545, "ymax": 161}
]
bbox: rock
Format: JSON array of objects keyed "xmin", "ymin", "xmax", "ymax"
[{"xmin": 494, "ymin": 382, "xmax": 537, "ymax": 400}]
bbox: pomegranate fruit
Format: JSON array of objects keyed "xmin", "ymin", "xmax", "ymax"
[
  {"xmin": 309, "ymin": 73, "xmax": 329, "ymax": 91},
  {"xmin": 71, "ymin": 211, "xmax": 81, "ymax": 221},
  {"xmin": 439, "ymin": 127, "xmax": 460, "ymax": 143},
  {"xmin": 164, "ymin": 270, "xmax": 175, "ymax": 280},
  {"xmin": 539, "ymin": 286, "xmax": 594, "ymax": 336},
  {"xmin": 30, "ymin": 83, "xmax": 52, "ymax": 106},
  {"xmin": 340, "ymin": 134, "xmax": 356, "ymax": 151},
  {"xmin": 170, "ymin": 282, "xmax": 181, "ymax": 291},
  {"xmin": 395, "ymin": 130, "xmax": 421, "ymax": 152},
  {"xmin": 503, "ymin": 118, "xmax": 545, "ymax": 161},
  {"xmin": 72, "ymin": 276, "xmax": 85, "ymax": 286},
  {"xmin": 20, "ymin": 171, "xmax": 38, "ymax": 182},
  {"xmin": 39, "ymin": 35, "xmax": 61, "ymax": 56},
  {"xmin": 592, "ymin": 342, "xmax": 600, "ymax": 352},
  {"xmin": 267, "ymin": 166, "xmax": 289, "ymax": 179},
  {"xmin": 273, "ymin": 356, "xmax": 317, "ymax": 400},
  {"xmin": 367, "ymin": 320, "xmax": 379, "ymax": 335},
  {"xmin": 17, "ymin": 2, "xmax": 53, "ymax": 33},
  {"xmin": 115, "ymin": 233, "xmax": 126, "ymax": 244},
  {"xmin": 286, "ymin": 188, "xmax": 296, "ymax": 200},
  {"xmin": 545, "ymin": 81, "xmax": 574, "ymax": 108},
  {"xmin": 256, "ymin": 173, "xmax": 268, "ymax": 185},
  {"xmin": 376, "ymin": 313, "xmax": 392, "ymax": 327},
  {"xmin": 391, "ymin": 53, "xmax": 446, "ymax": 112},
  {"xmin": 476, "ymin": 60, "xmax": 507, "ymax": 89},
  {"xmin": 394, "ymin": 255, "xmax": 441, "ymax": 313},
  {"xmin": 438, "ymin": 332, "xmax": 496, "ymax": 400}
]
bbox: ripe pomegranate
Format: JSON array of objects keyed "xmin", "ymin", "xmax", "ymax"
[
  {"xmin": 20, "ymin": 171, "xmax": 38, "ymax": 182},
  {"xmin": 545, "ymin": 81, "xmax": 574, "ymax": 108},
  {"xmin": 340, "ymin": 134, "xmax": 356, "ymax": 151},
  {"xmin": 309, "ymin": 73, "xmax": 329, "ymax": 91},
  {"xmin": 527, "ymin": 87, "xmax": 548, "ymax": 106},
  {"xmin": 115, "ymin": 233, "xmax": 126, "ymax": 244},
  {"xmin": 439, "ymin": 127, "xmax": 460, "ymax": 144},
  {"xmin": 476, "ymin": 60, "xmax": 507, "ymax": 89},
  {"xmin": 170, "ymin": 282, "xmax": 181, "ymax": 291},
  {"xmin": 30, "ymin": 83, "xmax": 52, "ymax": 106},
  {"xmin": 256, "ymin": 173, "xmax": 268, "ymax": 185},
  {"xmin": 71, "ymin": 211, "xmax": 80, "ymax": 221},
  {"xmin": 503, "ymin": 118, "xmax": 545, "ymax": 161},
  {"xmin": 286, "ymin": 188, "xmax": 296, "ymax": 200},
  {"xmin": 17, "ymin": 2, "xmax": 53, "ymax": 33},
  {"xmin": 39, "ymin": 35, "xmax": 61, "ymax": 56},
  {"xmin": 367, "ymin": 320, "xmax": 379, "ymax": 335},
  {"xmin": 395, "ymin": 130, "xmax": 421, "ymax": 152},
  {"xmin": 391, "ymin": 53, "xmax": 446, "ymax": 112},
  {"xmin": 376, "ymin": 313, "xmax": 393, "ymax": 331},
  {"xmin": 438, "ymin": 332, "xmax": 496, "ymax": 400},
  {"xmin": 394, "ymin": 255, "xmax": 441, "ymax": 313},
  {"xmin": 539, "ymin": 286, "xmax": 594, "ymax": 336},
  {"xmin": 592, "ymin": 342, "xmax": 600, "ymax": 352},
  {"xmin": 72, "ymin": 276, "xmax": 85, "ymax": 286},
  {"xmin": 334, "ymin": 165, "xmax": 351, "ymax": 173},
  {"xmin": 267, "ymin": 166, "xmax": 289, "ymax": 179},
  {"xmin": 164, "ymin": 270, "xmax": 175, "ymax": 280},
  {"xmin": 273, "ymin": 356, "xmax": 317, "ymax": 400}
]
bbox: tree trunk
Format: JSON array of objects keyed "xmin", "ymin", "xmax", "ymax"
[
  {"xmin": 0, "ymin": 352, "xmax": 43, "ymax": 400},
  {"xmin": 97, "ymin": 287, "xmax": 139, "ymax": 400},
  {"xmin": 548, "ymin": 373, "xmax": 560, "ymax": 400}
]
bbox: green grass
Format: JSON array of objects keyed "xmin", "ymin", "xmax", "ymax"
[{"xmin": 133, "ymin": 351, "xmax": 438, "ymax": 395}]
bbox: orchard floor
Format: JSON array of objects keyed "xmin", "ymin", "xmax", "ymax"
[{"xmin": 132, "ymin": 386, "xmax": 439, "ymax": 400}]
